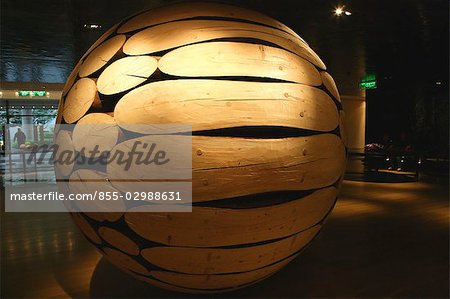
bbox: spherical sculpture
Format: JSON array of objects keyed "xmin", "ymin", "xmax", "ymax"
[{"xmin": 56, "ymin": 2, "xmax": 346, "ymax": 293}]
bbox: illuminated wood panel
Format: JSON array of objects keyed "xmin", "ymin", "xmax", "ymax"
[{"xmin": 114, "ymin": 80, "xmax": 338, "ymax": 133}]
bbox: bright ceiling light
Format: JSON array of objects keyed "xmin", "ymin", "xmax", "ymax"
[
  {"xmin": 83, "ymin": 24, "xmax": 102, "ymax": 29},
  {"xmin": 335, "ymin": 6, "xmax": 344, "ymax": 16},
  {"xmin": 334, "ymin": 5, "xmax": 352, "ymax": 16}
]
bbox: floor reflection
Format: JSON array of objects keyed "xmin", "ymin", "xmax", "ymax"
[{"xmin": 1, "ymin": 178, "xmax": 448, "ymax": 298}]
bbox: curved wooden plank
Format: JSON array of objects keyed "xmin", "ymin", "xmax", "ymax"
[
  {"xmin": 114, "ymin": 80, "xmax": 338, "ymax": 133},
  {"xmin": 192, "ymin": 135, "xmax": 345, "ymax": 201},
  {"xmin": 108, "ymin": 134, "xmax": 346, "ymax": 201},
  {"xmin": 117, "ymin": 2, "xmax": 303, "ymax": 42},
  {"xmin": 71, "ymin": 213, "xmax": 101, "ymax": 244},
  {"xmin": 63, "ymin": 78, "xmax": 100, "ymax": 124},
  {"xmin": 142, "ymin": 225, "xmax": 319, "ymax": 274},
  {"xmin": 81, "ymin": 23, "xmax": 120, "ymax": 62},
  {"xmin": 102, "ymin": 247, "xmax": 150, "ymax": 275},
  {"xmin": 159, "ymin": 42, "xmax": 322, "ymax": 86},
  {"xmin": 150, "ymin": 254, "xmax": 296, "ymax": 290},
  {"xmin": 54, "ymin": 130, "xmax": 75, "ymax": 177},
  {"xmin": 123, "ymin": 20, "xmax": 325, "ymax": 69},
  {"xmin": 79, "ymin": 35, "xmax": 126, "ymax": 78},
  {"xmin": 72, "ymin": 113, "xmax": 120, "ymax": 157},
  {"xmin": 69, "ymin": 169, "xmax": 125, "ymax": 220},
  {"xmin": 62, "ymin": 61, "xmax": 82, "ymax": 97},
  {"xmin": 98, "ymin": 226, "xmax": 140, "ymax": 255},
  {"xmin": 106, "ymin": 135, "xmax": 191, "ymax": 181},
  {"xmin": 125, "ymin": 187, "xmax": 336, "ymax": 247},
  {"xmin": 321, "ymin": 72, "xmax": 341, "ymax": 102},
  {"xmin": 97, "ymin": 56, "xmax": 158, "ymax": 95}
]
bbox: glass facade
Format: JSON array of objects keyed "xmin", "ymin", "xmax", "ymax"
[{"xmin": 1, "ymin": 99, "xmax": 58, "ymax": 183}]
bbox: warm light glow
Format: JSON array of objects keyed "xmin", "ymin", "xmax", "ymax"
[
  {"xmin": 84, "ymin": 24, "xmax": 102, "ymax": 29},
  {"xmin": 335, "ymin": 6, "xmax": 344, "ymax": 16},
  {"xmin": 334, "ymin": 5, "xmax": 352, "ymax": 16}
]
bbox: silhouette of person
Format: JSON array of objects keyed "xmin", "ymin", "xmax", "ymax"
[{"xmin": 13, "ymin": 128, "xmax": 26, "ymax": 147}]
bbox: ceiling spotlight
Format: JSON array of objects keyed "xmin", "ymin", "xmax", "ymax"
[
  {"xmin": 335, "ymin": 6, "xmax": 344, "ymax": 16},
  {"xmin": 334, "ymin": 5, "xmax": 351, "ymax": 16},
  {"xmin": 84, "ymin": 24, "xmax": 102, "ymax": 29}
]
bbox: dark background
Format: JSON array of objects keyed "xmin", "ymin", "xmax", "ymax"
[{"xmin": 1, "ymin": 0, "xmax": 449, "ymax": 155}]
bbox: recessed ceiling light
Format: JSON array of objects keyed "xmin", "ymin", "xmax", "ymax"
[
  {"xmin": 84, "ymin": 24, "xmax": 102, "ymax": 29},
  {"xmin": 335, "ymin": 6, "xmax": 344, "ymax": 16}
]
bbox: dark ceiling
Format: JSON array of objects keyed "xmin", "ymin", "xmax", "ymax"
[{"xmin": 1, "ymin": 0, "xmax": 448, "ymax": 85}]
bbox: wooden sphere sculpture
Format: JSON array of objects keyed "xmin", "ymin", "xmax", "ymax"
[{"xmin": 56, "ymin": 2, "xmax": 347, "ymax": 293}]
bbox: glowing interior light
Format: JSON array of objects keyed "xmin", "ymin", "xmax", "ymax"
[
  {"xmin": 345, "ymin": 11, "xmax": 352, "ymax": 16},
  {"xmin": 335, "ymin": 7, "xmax": 344, "ymax": 16},
  {"xmin": 84, "ymin": 24, "xmax": 102, "ymax": 29}
]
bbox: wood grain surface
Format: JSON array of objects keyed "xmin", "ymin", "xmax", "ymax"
[
  {"xmin": 69, "ymin": 169, "xmax": 125, "ymax": 221},
  {"xmin": 158, "ymin": 42, "xmax": 322, "ymax": 86},
  {"xmin": 141, "ymin": 225, "xmax": 320, "ymax": 274},
  {"xmin": 125, "ymin": 187, "xmax": 336, "ymax": 247},
  {"xmin": 71, "ymin": 113, "xmax": 120, "ymax": 157},
  {"xmin": 117, "ymin": 2, "xmax": 303, "ymax": 42},
  {"xmin": 107, "ymin": 134, "xmax": 345, "ymax": 201},
  {"xmin": 114, "ymin": 80, "xmax": 338, "ymax": 133},
  {"xmin": 97, "ymin": 56, "xmax": 158, "ymax": 95},
  {"xmin": 98, "ymin": 226, "xmax": 140, "ymax": 255},
  {"xmin": 123, "ymin": 20, "xmax": 324, "ymax": 69},
  {"xmin": 150, "ymin": 254, "xmax": 297, "ymax": 290},
  {"xmin": 79, "ymin": 35, "xmax": 126, "ymax": 78},
  {"xmin": 63, "ymin": 78, "xmax": 100, "ymax": 124},
  {"xmin": 103, "ymin": 247, "xmax": 150, "ymax": 275},
  {"xmin": 321, "ymin": 71, "xmax": 341, "ymax": 102}
]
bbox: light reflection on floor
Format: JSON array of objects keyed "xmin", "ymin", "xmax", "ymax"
[{"xmin": 1, "ymin": 178, "xmax": 448, "ymax": 298}]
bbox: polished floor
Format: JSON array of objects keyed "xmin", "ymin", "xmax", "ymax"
[{"xmin": 1, "ymin": 177, "xmax": 449, "ymax": 298}]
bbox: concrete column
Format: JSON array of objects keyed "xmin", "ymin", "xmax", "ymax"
[
  {"xmin": 21, "ymin": 109, "xmax": 33, "ymax": 142},
  {"xmin": 341, "ymin": 96, "xmax": 366, "ymax": 152},
  {"xmin": 328, "ymin": 37, "xmax": 367, "ymax": 152}
]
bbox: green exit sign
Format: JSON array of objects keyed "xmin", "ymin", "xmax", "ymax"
[
  {"xmin": 18, "ymin": 90, "xmax": 48, "ymax": 97},
  {"xmin": 360, "ymin": 74, "xmax": 377, "ymax": 90}
]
